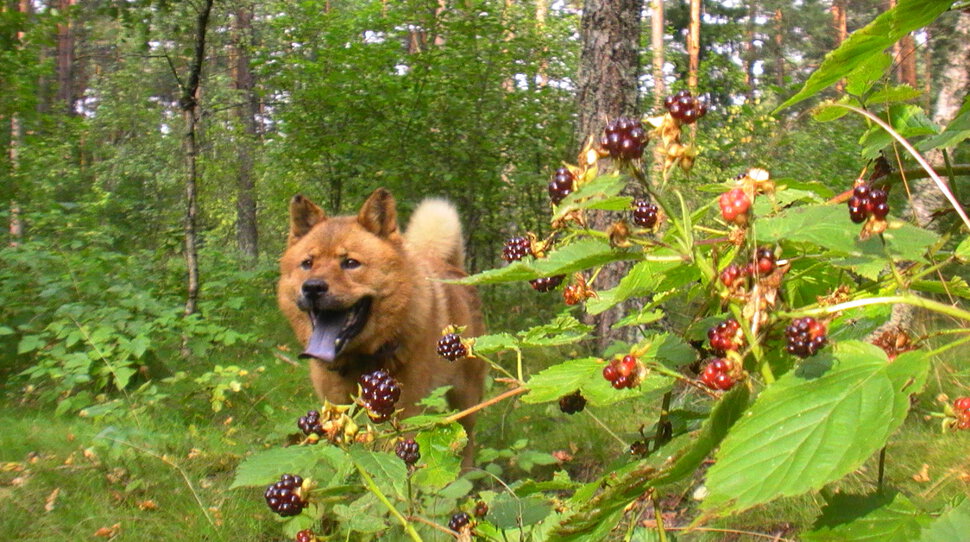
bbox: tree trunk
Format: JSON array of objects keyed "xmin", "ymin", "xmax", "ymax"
[
  {"xmin": 772, "ymin": 8, "xmax": 784, "ymax": 87},
  {"xmin": 742, "ymin": 0, "xmax": 756, "ymax": 100},
  {"xmin": 832, "ymin": 0, "xmax": 847, "ymax": 91},
  {"xmin": 687, "ymin": 0, "xmax": 701, "ymax": 92},
  {"xmin": 230, "ymin": 3, "xmax": 260, "ymax": 262},
  {"xmin": 536, "ymin": 0, "xmax": 548, "ymax": 88},
  {"xmin": 55, "ymin": 0, "xmax": 76, "ymax": 114},
  {"xmin": 7, "ymin": 0, "xmax": 30, "ymax": 246},
  {"xmin": 180, "ymin": 0, "xmax": 215, "ymax": 319},
  {"xmin": 575, "ymin": 0, "xmax": 643, "ymax": 347},
  {"xmin": 898, "ymin": 33, "xmax": 918, "ymax": 87},
  {"xmin": 650, "ymin": 0, "xmax": 665, "ymax": 109}
]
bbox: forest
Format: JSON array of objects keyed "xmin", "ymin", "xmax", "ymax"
[{"xmin": 1, "ymin": 0, "xmax": 969, "ymax": 540}]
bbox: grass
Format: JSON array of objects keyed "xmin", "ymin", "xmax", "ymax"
[{"xmin": 1, "ymin": 303, "xmax": 968, "ymax": 541}]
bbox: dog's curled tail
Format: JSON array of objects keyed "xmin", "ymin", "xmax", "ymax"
[{"xmin": 405, "ymin": 198, "xmax": 466, "ymax": 270}]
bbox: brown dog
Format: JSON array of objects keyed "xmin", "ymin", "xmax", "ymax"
[{"xmin": 278, "ymin": 188, "xmax": 486, "ymax": 465}]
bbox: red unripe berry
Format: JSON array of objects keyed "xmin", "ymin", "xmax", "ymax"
[
  {"xmin": 603, "ymin": 365, "xmax": 618, "ymax": 381},
  {"xmin": 953, "ymin": 397, "xmax": 970, "ymax": 411},
  {"xmin": 719, "ymin": 188, "xmax": 751, "ymax": 224},
  {"xmin": 713, "ymin": 373, "xmax": 734, "ymax": 390}
]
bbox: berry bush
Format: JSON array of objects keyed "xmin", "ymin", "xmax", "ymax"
[{"xmin": 232, "ymin": 5, "xmax": 970, "ymax": 538}]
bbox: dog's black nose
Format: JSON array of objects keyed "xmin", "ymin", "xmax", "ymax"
[{"xmin": 301, "ymin": 278, "xmax": 329, "ymax": 300}]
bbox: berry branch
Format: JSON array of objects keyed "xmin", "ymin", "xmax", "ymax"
[
  {"xmin": 353, "ymin": 459, "xmax": 424, "ymax": 542},
  {"xmin": 778, "ymin": 294, "xmax": 970, "ymax": 324}
]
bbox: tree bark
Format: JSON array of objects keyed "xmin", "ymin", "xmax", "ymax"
[
  {"xmin": 55, "ymin": 0, "xmax": 76, "ymax": 114},
  {"xmin": 230, "ymin": 3, "xmax": 260, "ymax": 262},
  {"xmin": 898, "ymin": 33, "xmax": 917, "ymax": 87},
  {"xmin": 536, "ymin": 0, "xmax": 548, "ymax": 88},
  {"xmin": 772, "ymin": 8, "xmax": 784, "ymax": 87},
  {"xmin": 650, "ymin": 0, "xmax": 665, "ymax": 108},
  {"xmin": 7, "ymin": 0, "xmax": 30, "ymax": 246},
  {"xmin": 832, "ymin": 0, "xmax": 847, "ymax": 91},
  {"xmin": 687, "ymin": 0, "xmax": 701, "ymax": 92},
  {"xmin": 742, "ymin": 0, "xmax": 756, "ymax": 100},
  {"xmin": 575, "ymin": 0, "xmax": 643, "ymax": 347},
  {"xmin": 180, "ymin": 0, "xmax": 215, "ymax": 318}
]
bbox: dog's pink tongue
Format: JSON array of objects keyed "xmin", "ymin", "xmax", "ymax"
[{"xmin": 302, "ymin": 324, "xmax": 340, "ymax": 363}]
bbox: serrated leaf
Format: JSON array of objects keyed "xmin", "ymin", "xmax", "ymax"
[
  {"xmin": 452, "ymin": 261, "xmax": 538, "ymax": 285},
  {"xmin": 582, "ymin": 371, "xmax": 673, "ymax": 407},
  {"xmin": 613, "ymin": 308, "xmax": 664, "ymax": 328},
  {"xmin": 919, "ymin": 98, "xmax": 970, "ymax": 150},
  {"xmin": 845, "ymin": 53, "xmax": 892, "ymax": 96},
  {"xmin": 514, "ymin": 471, "xmax": 580, "ymax": 497},
  {"xmin": 642, "ymin": 332, "xmax": 696, "ymax": 367},
  {"xmin": 490, "ymin": 493, "xmax": 553, "ymax": 529},
  {"xmin": 412, "ymin": 423, "xmax": 466, "ymax": 491},
  {"xmin": 703, "ymin": 343, "xmax": 902, "ymax": 515},
  {"xmin": 519, "ymin": 313, "xmax": 592, "ymax": 347},
  {"xmin": 586, "ymin": 258, "xmax": 679, "ymax": 315},
  {"xmin": 813, "ymin": 98, "xmax": 853, "ymax": 122},
  {"xmin": 553, "ymin": 173, "xmax": 626, "ymax": 221},
  {"xmin": 804, "ymin": 492, "xmax": 931, "ymax": 541},
  {"xmin": 333, "ymin": 494, "xmax": 386, "ymax": 534},
  {"xmin": 523, "ymin": 357, "xmax": 601, "ymax": 404},
  {"xmin": 472, "ymin": 333, "xmax": 518, "ymax": 355},
  {"xmin": 918, "ymin": 498, "xmax": 970, "ymax": 542},
  {"xmin": 533, "ymin": 238, "xmax": 640, "ymax": 277},
  {"xmin": 866, "ymin": 84, "xmax": 921, "ymax": 105},
  {"xmin": 860, "ymin": 105, "xmax": 938, "ymax": 160},
  {"xmin": 17, "ymin": 334, "xmax": 45, "ymax": 355},
  {"xmin": 954, "ymin": 236, "xmax": 970, "ymax": 263},
  {"xmin": 776, "ymin": 0, "xmax": 952, "ymax": 112},
  {"xmin": 349, "ymin": 448, "xmax": 408, "ymax": 500},
  {"xmin": 231, "ymin": 446, "xmax": 324, "ymax": 489}
]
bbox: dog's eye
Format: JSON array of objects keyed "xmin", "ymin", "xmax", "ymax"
[
  {"xmin": 300, "ymin": 257, "xmax": 313, "ymax": 270},
  {"xmin": 340, "ymin": 257, "xmax": 361, "ymax": 270}
]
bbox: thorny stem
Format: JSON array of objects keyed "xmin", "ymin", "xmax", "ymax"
[
  {"xmin": 443, "ymin": 386, "xmax": 528, "ymax": 425},
  {"xmin": 355, "ymin": 460, "xmax": 423, "ymax": 542},
  {"xmin": 833, "ymin": 104, "xmax": 970, "ymax": 230},
  {"xmin": 651, "ymin": 392, "xmax": 673, "ymax": 453},
  {"xmin": 777, "ymin": 294, "xmax": 970, "ymax": 324}
]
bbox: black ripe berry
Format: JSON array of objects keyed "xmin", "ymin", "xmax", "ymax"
[
  {"xmin": 295, "ymin": 530, "xmax": 316, "ymax": 542},
  {"xmin": 359, "ymin": 369, "xmax": 402, "ymax": 423},
  {"xmin": 530, "ymin": 274, "xmax": 565, "ymax": 292},
  {"xmin": 848, "ymin": 182, "xmax": 889, "ymax": 223},
  {"xmin": 600, "ymin": 117, "xmax": 647, "ymax": 160},
  {"xmin": 264, "ymin": 474, "xmax": 306, "ymax": 517},
  {"xmin": 785, "ymin": 317, "xmax": 828, "ymax": 358},
  {"xmin": 395, "ymin": 438, "xmax": 421, "ymax": 466},
  {"xmin": 436, "ymin": 333, "xmax": 468, "ymax": 361},
  {"xmin": 632, "ymin": 198, "xmax": 659, "ymax": 228},
  {"xmin": 297, "ymin": 410, "xmax": 324, "ymax": 437},
  {"xmin": 502, "ymin": 236, "xmax": 532, "ymax": 262},
  {"xmin": 665, "ymin": 90, "xmax": 708, "ymax": 124},
  {"xmin": 549, "ymin": 167, "xmax": 575, "ymax": 204},
  {"xmin": 449, "ymin": 511, "xmax": 472, "ymax": 533},
  {"xmin": 558, "ymin": 390, "xmax": 587, "ymax": 414}
]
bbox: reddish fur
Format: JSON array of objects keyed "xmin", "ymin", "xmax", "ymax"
[{"xmin": 278, "ymin": 189, "xmax": 485, "ymax": 467}]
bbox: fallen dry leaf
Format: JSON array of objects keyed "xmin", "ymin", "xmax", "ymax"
[
  {"xmin": 93, "ymin": 523, "xmax": 121, "ymax": 538},
  {"xmin": 137, "ymin": 499, "xmax": 158, "ymax": 511},
  {"xmin": 913, "ymin": 463, "xmax": 931, "ymax": 483},
  {"xmin": 552, "ymin": 450, "xmax": 573, "ymax": 462},
  {"xmin": 44, "ymin": 488, "xmax": 60, "ymax": 512}
]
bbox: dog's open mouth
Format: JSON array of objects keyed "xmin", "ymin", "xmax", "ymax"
[{"xmin": 300, "ymin": 297, "xmax": 372, "ymax": 363}]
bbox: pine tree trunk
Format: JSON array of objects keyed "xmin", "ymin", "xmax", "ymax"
[
  {"xmin": 536, "ymin": 0, "xmax": 548, "ymax": 88},
  {"xmin": 7, "ymin": 0, "xmax": 30, "ymax": 246},
  {"xmin": 230, "ymin": 4, "xmax": 260, "ymax": 262},
  {"xmin": 181, "ymin": 0, "xmax": 215, "ymax": 319},
  {"xmin": 773, "ymin": 8, "xmax": 784, "ymax": 87},
  {"xmin": 687, "ymin": 0, "xmax": 701, "ymax": 92},
  {"xmin": 742, "ymin": 0, "xmax": 756, "ymax": 100},
  {"xmin": 650, "ymin": 0, "xmax": 665, "ymax": 108},
  {"xmin": 575, "ymin": 0, "xmax": 643, "ymax": 347},
  {"xmin": 55, "ymin": 0, "xmax": 76, "ymax": 114}
]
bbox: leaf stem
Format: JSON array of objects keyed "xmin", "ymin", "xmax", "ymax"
[
  {"xmin": 442, "ymin": 386, "xmax": 528, "ymax": 425},
  {"xmin": 354, "ymin": 460, "xmax": 423, "ymax": 542},
  {"xmin": 777, "ymin": 294, "xmax": 970, "ymax": 323}
]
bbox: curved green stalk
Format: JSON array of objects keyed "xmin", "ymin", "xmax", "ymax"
[
  {"xmin": 779, "ymin": 294, "xmax": 970, "ymax": 323},
  {"xmin": 354, "ymin": 460, "xmax": 423, "ymax": 542}
]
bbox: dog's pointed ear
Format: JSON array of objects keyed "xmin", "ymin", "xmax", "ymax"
[
  {"xmin": 357, "ymin": 188, "xmax": 398, "ymax": 238},
  {"xmin": 288, "ymin": 194, "xmax": 326, "ymax": 246}
]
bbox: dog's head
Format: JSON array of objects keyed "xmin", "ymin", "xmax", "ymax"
[{"xmin": 278, "ymin": 188, "xmax": 410, "ymax": 364}]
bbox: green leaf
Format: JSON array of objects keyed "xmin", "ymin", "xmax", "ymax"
[
  {"xmin": 523, "ymin": 357, "xmax": 601, "ymax": 404},
  {"xmin": 17, "ymin": 334, "xmax": 45, "ymax": 355},
  {"xmin": 919, "ymin": 97, "xmax": 970, "ymax": 150},
  {"xmin": 703, "ymin": 343, "xmax": 904, "ymax": 515},
  {"xmin": 586, "ymin": 257, "xmax": 680, "ymax": 316},
  {"xmin": 489, "ymin": 493, "xmax": 553, "ymax": 529},
  {"xmin": 519, "ymin": 312, "xmax": 592, "ymax": 347},
  {"xmin": 333, "ymin": 494, "xmax": 386, "ymax": 534},
  {"xmin": 911, "ymin": 277, "xmax": 970, "ymax": 299},
  {"xmin": 231, "ymin": 446, "xmax": 325, "ymax": 489},
  {"xmin": 349, "ymin": 448, "xmax": 408, "ymax": 500},
  {"xmin": 613, "ymin": 308, "xmax": 664, "ymax": 328},
  {"xmin": 582, "ymin": 371, "xmax": 673, "ymax": 407},
  {"xmin": 804, "ymin": 492, "xmax": 932, "ymax": 541},
  {"xmin": 472, "ymin": 332, "xmax": 518, "ymax": 355},
  {"xmin": 412, "ymin": 423, "xmax": 466, "ymax": 491},
  {"xmin": 775, "ymin": 0, "xmax": 952, "ymax": 112},
  {"xmin": 450, "ymin": 260, "xmax": 537, "ymax": 285},
  {"xmin": 553, "ymin": 173, "xmax": 627, "ymax": 221},
  {"xmin": 532, "ymin": 238, "xmax": 640, "ymax": 277},
  {"xmin": 113, "ymin": 366, "xmax": 136, "ymax": 390},
  {"xmin": 642, "ymin": 332, "xmax": 696, "ymax": 368},
  {"xmin": 813, "ymin": 98, "xmax": 853, "ymax": 122},
  {"xmin": 918, "ymin": 498, "xmax": 970, "ymax": 542},
  {"xmin": 860, "ymin": 105, "xmax": 938, "ymax": 160},
  {"xmin": 866, "ymin": 84, "xmax": 921, "ymax": 105},
  {"xmin": 0, "ymin": 326, "xmax": 14, "ymax": 336},
  {"xmin": 956, "ymin": 236, "xmax": 970, "ymax": 263},
  {"xmin": 845, "ymin": 53, "xmax": 892, "ymax": 96}
]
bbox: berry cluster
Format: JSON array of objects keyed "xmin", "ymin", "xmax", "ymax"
[
  {"xmin": 755, "ymin": 247, "xmax": 776, "ymax": 275},
  {"xmin": 295, "ymin": 530, "xmax": 317, "ymax": 542},
  {"xmin": 871, "ymin": 327, "xmax": 915, "ymax": 361},
  {"xmin": 707, "ymin": 318, "xmax": 742, "ymax": 355},
  {"xmin": 632, "ymin": 198, "xmax": 659, "ymax": 228},
  {"xmin": 719, "ymin": 248, "xmax": 778, "ymax": 290},
  {"xmin": 602, "ymin": 355, "xmax": 640, "ymax": 389},
  {"xmin": 530, "ymin": 275, "xmax": 565, "ymax": 292},
  {"xmin": 549, "ymin": 167, "xmax": 575, "ymax": 204},
  {"xmin": 600, "ymin": 117, "xmax": 647, "ymax": 160},
  {"xmin": 629, "ymin": 440, "xmax": 650, "ymax": 457},
  {"xmin": 719, "ymin": 187, "xmax": 751, "ymax": 225},
  {"xmin": 848, "ymin": 183, "xmax": 889, "ymax": 224},
  {"xmin": 449, "ymin": 511, "xmax": 472, "ymax": 533},
  {"xmin": 664, "ymin": 90, "xmax": 708, "ymax": 124},
  {"xmin": 264, "ymin": 474, "xmax": 306, "ymax": 517},
  {"xmin": 395, "ymin": 438, "xmax": 421, "ymax": 466},
  {"xmin": 558, "ymin": 390, "xmax": 587, "ymax": 414},
  {"xmin": 785, "ymin": 317, "xmax": 827, "ymax": 358},
  {"xmin": 954, "ymin": 397, "xmax": 970, "ymax": 430},
  {"xmin": 297, "ymin": 410, "xmax": 324, "ymax": 437},
  {"xmin": 474, "ymin": 501, "xmax": 489, "ymax": 518},
  {"xmin": 700, "ymin": 358, "xmax": 735, "ymax": 390},
  {"xmin": 436, "ymin": 333, "xmax": 468, "ymax": 361},
  {"xmin": 359, "ymin": 369, "xmax": 401, "ymax": 423},
  {"xmin": 502, "ymin": 236, "xmax": 532, "ymax": 262}
]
